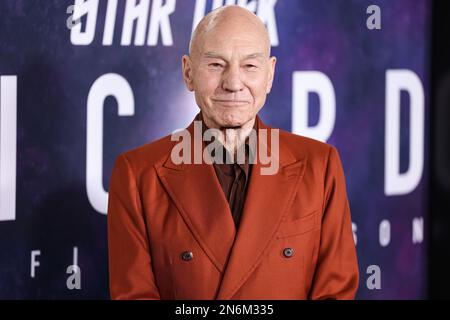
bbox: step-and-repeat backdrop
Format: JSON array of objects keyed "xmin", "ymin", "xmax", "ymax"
[{"xmin": 0, "ymin": 0, "xmax": 429, "ymax": 299}]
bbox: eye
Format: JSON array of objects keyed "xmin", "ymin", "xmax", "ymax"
[
  {"xmin": 209, "ymin": 63, "xmax": 224, "ymax": 68},
  {"xmin": 245, "ymin": 64, "xmax": 258, "ymax": 69}
]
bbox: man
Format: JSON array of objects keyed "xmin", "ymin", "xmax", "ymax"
[{"xmin": 108, "ymin": 5, "xmax": 359, "ymax": 300}]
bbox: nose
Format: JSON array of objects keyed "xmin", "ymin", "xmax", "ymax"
[{"xmin": 222, "ymin": 64, "xmax": 244, "ymax": 92}]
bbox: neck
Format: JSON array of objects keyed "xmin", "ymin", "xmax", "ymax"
[{"xmin": 202, "ymin": 115, "xmax": 256, "ymax": 156}]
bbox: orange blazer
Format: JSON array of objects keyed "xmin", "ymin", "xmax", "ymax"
[{"xmin": 107, "ymin": 113, "xmax": 359, "ymax": 300}]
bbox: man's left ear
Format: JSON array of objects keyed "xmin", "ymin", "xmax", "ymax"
[{"xmin": 266, "ymin": 56, "xmax": 277, "ymax": 94}]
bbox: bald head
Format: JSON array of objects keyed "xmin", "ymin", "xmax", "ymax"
[
  {"xmin": 189, "ymin": 5, "xmax": 271, "ymax": 59},
  {"xmin": 181, "ymin": 5, "xmax": 276, "ymax": 131}
]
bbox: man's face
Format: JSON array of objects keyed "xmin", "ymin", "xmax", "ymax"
[{"xmin": 182, "ymin": 18, "xmax": 276, "ymax": 129}]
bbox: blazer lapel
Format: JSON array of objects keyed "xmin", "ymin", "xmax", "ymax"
[
  {"xmin": 215, "ymin": 116, "xmax": 307, "ymax": 299},
  {"xmin": 156, "ymin": 118, "xmax": 237, "ymax": 273}
]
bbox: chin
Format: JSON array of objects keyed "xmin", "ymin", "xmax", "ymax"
[
  {"xmin": 218, "ymin": 113, "xmax": 250, "ymax": 128},
  {"xmin": 218, "ymin": 118, "xmax": 245, "ymax": 128}
]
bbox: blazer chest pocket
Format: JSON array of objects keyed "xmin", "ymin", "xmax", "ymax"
[{"xmin": 276, "ymin": 210, "xmax": 318, "ymax": 239}]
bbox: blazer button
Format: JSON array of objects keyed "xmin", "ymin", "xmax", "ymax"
[
  {"xmin": 283, "ymin": 247, "xmax": 294, "ymax": 258},
  {"xmin": 181, "ymin": 251, "xmax": 193, "ymax": 261}
]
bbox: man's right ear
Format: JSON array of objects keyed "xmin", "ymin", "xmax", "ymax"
[{"xmin": 182, "ymin": 55, "xmax": 195, "ymax": 91}]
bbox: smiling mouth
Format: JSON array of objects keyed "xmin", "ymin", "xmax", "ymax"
[{"xmin": 212, "ymin": 100, "xmax": 249, "ymax": 106}]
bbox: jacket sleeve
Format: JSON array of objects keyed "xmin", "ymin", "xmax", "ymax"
[
  {"xmin": 308, "ymin": 146, "xmax": 359, "ymax": 299},
  {"xmin": 107, "ymin": 153, "xmax": 161, "ymax": 300}
]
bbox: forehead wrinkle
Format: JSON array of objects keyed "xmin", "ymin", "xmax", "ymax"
[
  {"xmin": 244, "ymin": 53, "xmax": 265, "ymax": 59},
  {"xmin": 203, "ymin": 51, "xmax": 265, "ymax": 60},
  {"xmin": 203, "ymin": 51, "xmax": 224, "ymax": 59}
]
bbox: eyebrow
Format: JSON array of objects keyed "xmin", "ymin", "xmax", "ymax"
[{"xmin": 203, "ymin": 52, "xmax": 265, "ymax": 60}]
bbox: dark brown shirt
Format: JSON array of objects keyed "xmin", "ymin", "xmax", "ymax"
[{"xmin": 197, "ymin": 113, "xmax": 257, "ymax": 229}]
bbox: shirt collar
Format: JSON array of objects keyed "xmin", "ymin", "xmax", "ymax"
[{"xmin": 196, "ymin": 112, "xmax": 258, "ymax": 165}]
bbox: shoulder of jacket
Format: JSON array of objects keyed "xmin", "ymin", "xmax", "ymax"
[
  {"xmin": 278, "ymin": 128, "xmax": 334, "ymax": 162},
  {"xmin": 117, "ymin": 133, "xmax": 176, "ymax": 172}
]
